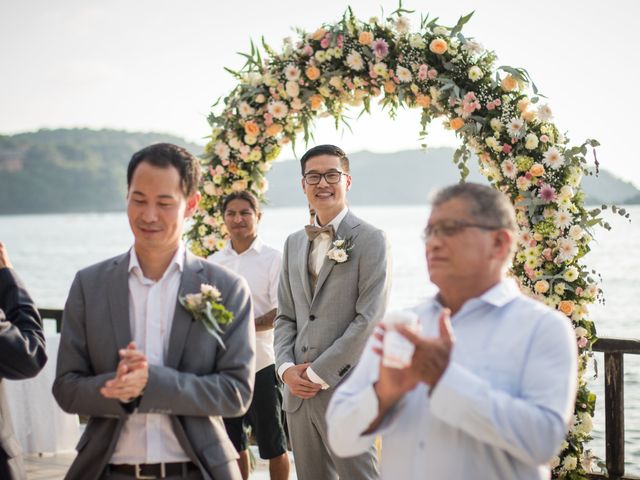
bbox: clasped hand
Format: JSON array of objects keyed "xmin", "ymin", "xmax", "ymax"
[
  {"xmin": 282, "ymin": 363, "xmax": 322, "ymax": 399},
  {"xmin": 374, "ymin": 308, "xmax": 454, "ymax": 409},
  {"xmin": 100, "ymin": 341, "xmax": 149, "ymax": 403}
]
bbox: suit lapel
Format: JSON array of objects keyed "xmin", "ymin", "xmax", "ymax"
[
  {"xmin": 298, "ymin": 233, "xmax": 313, "ymax": 304},
  {"xmin": 166, "ymin": 252, "xmax": 202, "ymax": 369},
  {"xmin": 108, "ymin": 253, "xmax": 132, "ymax": 349},
  {"xmin": 312, "ymin": 211, "xmax": 360, "ymax": 301}
]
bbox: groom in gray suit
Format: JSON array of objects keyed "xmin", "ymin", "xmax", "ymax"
[
  {"xmin": 54, "ymin": 143, "xmax": 255, "ymax": 480},
  {"xmin": 275, "ymin": 145, "xmax": 390, "ymax": 480}
]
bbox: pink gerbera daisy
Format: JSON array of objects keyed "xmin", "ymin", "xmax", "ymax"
[
  {"xmin": 538, "ymin": 184, "xmax": 557, "ymax": 203},
  {"xmin": 372, "ymin": 38, "xmax": 389, "ymax": 59}
]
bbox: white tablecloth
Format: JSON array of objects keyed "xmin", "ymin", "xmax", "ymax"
[{"xmin": 5, "ymin": 333, "xmax": 81, "ymax": 454}]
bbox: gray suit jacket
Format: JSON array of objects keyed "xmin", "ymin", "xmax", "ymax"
[
  {"xmin": 0, "ymin": 268, "xmax": 47, "ymax": 480},
  {"xmin": 274, "ymin": 210, "xmax": 391, "ymax": 413},
  {"xmin": 53, "ymin": 250, "xmax": 255, "ymax": 480}
]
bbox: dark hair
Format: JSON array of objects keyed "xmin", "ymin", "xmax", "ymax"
[
  {"xmin": 222, "ymin": 191, "xmax": 261, "ymax": 214},
  {"xmin": 127, "ymin": 143, "xmax": 202, "ymax": 197},
  {"xmin": 300, "ymin": 144, "xmax": 350, "ymax": 175},
  {"xmin": 432, "ymin": 183, "xmax": 517, "ymax": 232}
]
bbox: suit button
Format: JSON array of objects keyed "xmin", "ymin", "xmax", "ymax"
[
  {"xmin": 309, "ymin": 315, "xmax": 316, "ymax": 321},
  {"xmin": 302, "ymin": 346, "xmax": 308, "ymax": 353}
]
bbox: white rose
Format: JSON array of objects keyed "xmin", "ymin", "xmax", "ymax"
[
  {"xmin": 569, "ymin": 225, "xmax": 584, "ymax": 240},
  {"xmin": 562, "ymin": 455, "xmax": 578, "ymax": 471},
  {"xmin": 468, "ymin": 65, "xmax": 483, "ymax": 81},
  {"xmin": 525, "ymin": 133, "xmax": 539, "ymax": 150},
  {"xmin": 203, "ymin": 182, "xmax": 216, "ymax": 196},
  {"xmin": 328, "ymin": 248, "xmax": 348, "ymax": 263}
]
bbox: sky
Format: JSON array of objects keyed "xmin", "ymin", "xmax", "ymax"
[{"xmin": 2, "ymin": 0, "xmax": 639, "ymax": 186}]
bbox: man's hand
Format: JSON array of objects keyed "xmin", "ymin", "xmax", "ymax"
[
  {"xmin": 100, "ymin": 342, "xmax": 149, "ymax": 402},
  {"xmin": 0, "ymin": 242, "xmax": 13, "ymax": 270},
  {"xmin": 363, "ymin": 325, "xmax": 420, "ymax": 434},
  {"xmin": 282, "ymin": 363, "xmax": 322, "ymax": 399},
  {"xmin": 397, "ymin": 308, "xmax": 454, "ymax": 389}
]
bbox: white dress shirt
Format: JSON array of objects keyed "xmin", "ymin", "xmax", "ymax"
[
  {"xmin": 110, "ymin": 245, "xmax": 190, "ymax": 464},
  {"xmin": 208, "ymin": 237, "xmax": 281, "ymax": 372},
  {"xmin": 277, "ymin": 207, "xmax": 349, "ymax": 389},
  {"xmin": 327, "ymin": 278, "xmax": 578, "ymax": 480}
]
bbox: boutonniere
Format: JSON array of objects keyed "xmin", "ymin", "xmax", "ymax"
[
  {"xmin": 326, "ymin": 236, "xmax": 354, "ymax": 264},
  {"xmin": 179, "ymin": 283, "xmax": 233, "ymax": 349}
]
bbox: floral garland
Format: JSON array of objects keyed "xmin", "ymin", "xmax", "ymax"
[{"xmin": 186, "ymin": 5, "xmax": 620, "ymax": 477}]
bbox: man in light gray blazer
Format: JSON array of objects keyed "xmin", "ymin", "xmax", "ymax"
[
  {"xmin": 275, "ymin": 145, "xmax": 391, "ymax": 480},
  {"xmin": 53, "ymin": 144, "xmax": 255, "ymax": 480}
]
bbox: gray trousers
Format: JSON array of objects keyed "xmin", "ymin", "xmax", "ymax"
[{"xmin": 286, "ymin": 390, "xmax": 379, "ymax": 480}]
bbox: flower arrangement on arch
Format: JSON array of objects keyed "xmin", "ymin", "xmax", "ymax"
[{"xmin": 185, "ymin": 4, "xmax": 628, "ymax": 476}]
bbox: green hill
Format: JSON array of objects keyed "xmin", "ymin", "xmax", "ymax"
[
  {"xmin": 0, "ymin": 129, "xmax": 202, "ymax": 214},
  {"xmin": 0, "ymin": 129, "xmax": 637, "ymax": 214}
]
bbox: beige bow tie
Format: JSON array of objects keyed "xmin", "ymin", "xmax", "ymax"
[{"xmin": 305, "ymin": 224, "xmax": 335, "ymax": 241}]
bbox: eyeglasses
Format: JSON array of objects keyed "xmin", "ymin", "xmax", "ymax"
[
  {"xmin": 303, "ymin": 171, "xmax": 347, "ymax": 185},
  {"xmin": 423, "ymin": 219, "xmax": 502, "ymax": 240}
]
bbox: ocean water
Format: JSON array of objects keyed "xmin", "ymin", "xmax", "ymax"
[{"xmin": 1, "ymin": 205, "xmax": 638, "ymax": 473}]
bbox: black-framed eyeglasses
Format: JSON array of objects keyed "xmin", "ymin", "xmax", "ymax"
[
  {"xmin": 423, "ymin": 219, "xmax": 502, "ymax": 240},
  {"xmin": 303, "ymin": 171, "xmax": 347, "ymax": 185}
]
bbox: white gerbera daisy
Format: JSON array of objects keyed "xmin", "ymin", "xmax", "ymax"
[
  {"xmin": 396, "ymin": 65, "xmax": 412, "ymax": 82},
  {"xmin": 284, "ymin": 64, "xmax": 301, "ymax": 81},
  {"xmin": 501, "ymin": 159, "xmax": 517, "ymax": 179},
  {"xmin": 554, "ymin": 209, "xmax": 573, "ymax": 229},
  {"xmin": 542, "ymin": 146, "xmax": 565, "ymax": 170},
  {"xmin": 556, "ymin": 237, "xmax": 578, "ymax": 263},
  {"xmin": 214, "ymin": 141, "xmax": 230, "ymax": 161},
  {"xmin": 537, "ymin": 104, "xmax": 553, "ymax": 122},
  {"xmin": 346, "ymin": 51, "xmax": 365, "ymax": 71},
  {"xmin": 268, "ymin": 101, "xmax": 289, "ymax": 120},
  {"xmin": 507, "ymin": 117, "xmax": 525, "ymax": 138},
  {"xmin": 395, "ymin": 16, "xmax": 411, "ymax": 33},
  {"xmin": 238, "ymin": 101, "xmax": 255, "ymax": 118}
]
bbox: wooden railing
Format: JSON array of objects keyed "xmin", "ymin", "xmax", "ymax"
[
  {"xmin": 587, "ymin": 337, "xmax": 640, "ymax": 480},
  {"xmin": 38, "ymin": 309, "xmax": 639, "ymax": 478}
]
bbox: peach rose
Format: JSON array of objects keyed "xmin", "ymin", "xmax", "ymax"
[
  {"xmin": 517, "ymin": 98, "xmax": 530, "ymax": 113},
  {"xmin": 529, "ymin": 163, "xmax": 545, "ymax": 176},
  {"xmin": 265, "ymin": 123, "xmax": 283, "ymax": 137},
  {"xmin": 429, "ymin": 38, "xmax": 448, "ymax": 55},
  {"xmin": 311, "ymin": 28, "xmax": 327, "ymax": 41},
  {"xmin": 501, "ymin": 75, "xmax": 518, "ymax": 92},
  {"xmin": 358, "ymin": 31, "xmax": 374, "ymax": 45},
  {"xmin": 449, "ymin": 117, "xmax": 464, "ymax": 130},
  {"xmin": 306, "ymin": 66, "xmax": 321, "ymax": 81},
  {"xmin": 534, "ymin": 280, "xmax": 550, "ymax": 294},
  {"xmin": 309, "ymin": 94, "xmax": 324, "ymax": 110},
  {"xmin": 383, "ymin": 80, "xmax": 396, "ymax": 94},
  {"xmin": 522, "ymin": 110, "xmax": 537, "ymax": 122},
  {"xmin": 558, "ymin": 300, "xmax": 575, "ymax": 316},
  {"xmin": 416, "ymin": 94, "xmax": 431, "ymax": 108},
  {"xmin": 244, "ymin": 120, "xmax": 260, "ymax": 137}
]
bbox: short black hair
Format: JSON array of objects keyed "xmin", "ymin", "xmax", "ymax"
[
  {"xmin": 300, "ymin": 144, "xmax": 350, "ymax": 175},
  {"xmin": 222, "ymin": 191, "xmax": 260, "ymax": 214},
  {"xmin": 127, "ymin": 143, "xmax": 201, "ymax": 197}
]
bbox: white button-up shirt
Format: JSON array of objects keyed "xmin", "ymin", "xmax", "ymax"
[
  {"xmin": 327, "ymin": 279, "xmax": 578, "ymax": 480},
  {"xmin": 110, "ymin": 245, "xmax": 190, "ymax": 464},
  {"xmin": 208, "ymin": 237, "xmax": 281, "ymax": 372},
  {"xmin": 277, "ymin": 207, "xmax": 349, "ymax": 389}
]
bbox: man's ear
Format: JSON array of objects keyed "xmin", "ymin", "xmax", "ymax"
[
  {"xmin": 494, "ymin": 229, "xmax": 514, "ymax": 260},
  {"xmin": 345, "ymin": 174, "xmax": 352, "ymax": 192},
  {"xmin": 185, "ymin": 191, "xmax": 201, "ymax": 218}
]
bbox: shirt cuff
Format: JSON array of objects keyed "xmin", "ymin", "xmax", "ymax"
[
  {"xmin": 277, "ymin": 362, "xmax": 295, "ymax": 382},
  {"xmin": 307, "ymin": 367, "xmax": 330, "ymax": 390}
]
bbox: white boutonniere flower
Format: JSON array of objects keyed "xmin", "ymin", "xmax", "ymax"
[
  {"xmin": 179, "ymin": 283, "xmax": 234, "ymax": 349},
  {"xmin": 326, "ymin": 236, "xmax": 354, "ymax": 264}
]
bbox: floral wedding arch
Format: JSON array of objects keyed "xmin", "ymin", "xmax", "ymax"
[{"xmin": 186, "ymin": 5, "xmax": 617, "ymax": 477}]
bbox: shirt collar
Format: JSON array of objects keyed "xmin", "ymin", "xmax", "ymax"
[
  {"xmin": 128, "ymin": 243, "xmax": 185, "ymax": 280},
  {"xmin": 223, "ymin": 236, "xmax": 263, "ymax": 256},
  {"xmin": 432, "ymin": 277, "xmax": 521, "ymax": 311},
  {"xmin": 314, "ymin": 206, "xmax": 349, "ymax": 230}
]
